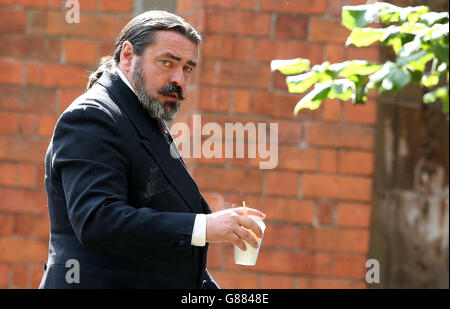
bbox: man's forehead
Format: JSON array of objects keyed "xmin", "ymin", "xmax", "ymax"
[{"xmin": 148, "ymin": 30, "xmax": 198, "ymax": 61}]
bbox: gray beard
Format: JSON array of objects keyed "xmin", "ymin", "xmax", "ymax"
[{"xmin": 132, "ymin": 58, "xmax": 180, "ymax": 122}]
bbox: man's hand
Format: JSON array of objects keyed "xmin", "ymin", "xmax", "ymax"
[{"xmin": 206, "ymin": 207, "xmax": 266, "ymax": 251}]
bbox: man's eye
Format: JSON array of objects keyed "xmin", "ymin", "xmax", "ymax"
[
  {"xmin": 184, "ymin": 66, "xmax": 193, "ymax": 73},
  {"xmin": 161, "ymin": 60, "xmax": 171, "ymax": 66}
]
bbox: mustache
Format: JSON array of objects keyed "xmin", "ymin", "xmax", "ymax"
[{"xmin": 157, "ymin": 83, "xmax": 185, "ymax": 101}]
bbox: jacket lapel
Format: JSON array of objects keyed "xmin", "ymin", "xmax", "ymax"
[{"xmin": 98, "ymin": 70, "xmax": 204, "ymax": 214}]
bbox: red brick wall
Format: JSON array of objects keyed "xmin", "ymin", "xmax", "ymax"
[
  {"xmin": 177, "ymin": 0, "xmax": 377, "ymax": 289},
  {"xmin": 0, "ymin": 0, "xmax": 378, "ymax": 289}
]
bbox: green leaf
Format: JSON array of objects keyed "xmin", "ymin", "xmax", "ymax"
[
  {"xmin": 421, "ymin": 74, "xmax": 440, "ymax": 87},
  {"xmin": 329, "ymin": 79, "xmax": 355, "ymax": 101},
  {"xmin": 419, "ymin": 12, "xmax": 449, "ymax": 26},
  {"xmin": 381, "ymin": 66, "xmax": 412, "ymax": 92},
  {"xmin": 338, "ymin": 61, "xmax": 382, "ymax": 78},
  {"xmin": 270, "ymin": 58, "xmax": 310, "ymax": 75},
  {"xmin": 367, "ymin": 61, "xmax": 394, "ymax": 91},
  {"xmin": 286, "ymin": 72, "xmax": 319, "ymax": 93},
  {"xmin": 397, "ymin": 50, "xmax": 430, "ymax": 66},
  {"xmin": 294, "ymin": 82, "xmax": 332, "ymax": 114},
  {"xmin": 342, "ymin": 3, "xmax": 394, "ymax": 30},
  {"xmin": 423, "ymin": 87, "xmax": 449, "ymax": 116},
  {"xmin": 346, "ymin": 28, "xmax": 384, "ymax": 47}
]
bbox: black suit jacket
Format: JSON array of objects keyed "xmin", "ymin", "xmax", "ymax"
[{"xmin": 39, "ymin": 70, "xmax": 218, "ymax": 289}]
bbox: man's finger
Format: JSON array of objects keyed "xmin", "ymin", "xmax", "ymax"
[
  {"xmin": 236, "ymin": 216, "xmax": 263, "ymax": 238},
  {"xmin": 232, "ymin": 207, "xmax": 266, "ymax": 219}
]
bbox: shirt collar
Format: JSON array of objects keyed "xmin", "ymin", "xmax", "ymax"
[{"xmin": 115, "ymin": 65, "xmax": 136, "ymax": 95}]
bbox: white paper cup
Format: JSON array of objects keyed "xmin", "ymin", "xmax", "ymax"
[{"xmin": 234, "ymin": 216, "xmax": 266, "ymax": 266}]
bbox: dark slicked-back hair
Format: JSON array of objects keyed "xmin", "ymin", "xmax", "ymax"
[{"xmin": 87, "ymin": 10, "xmax": 202, "ymax": 89}]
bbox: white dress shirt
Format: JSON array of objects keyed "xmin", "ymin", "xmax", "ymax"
[{"xmin": 115, "ymin": 66, "xmax": 206, "ymax": 247}]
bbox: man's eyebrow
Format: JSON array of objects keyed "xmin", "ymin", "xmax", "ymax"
[{"xmin": 159, "ymin": 52, "xmax": 197, "ymax": 67}]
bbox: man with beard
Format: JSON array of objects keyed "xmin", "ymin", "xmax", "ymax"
[{"xmin": 39, "ymin": 11, "xmax": 265, "ymax": 289}]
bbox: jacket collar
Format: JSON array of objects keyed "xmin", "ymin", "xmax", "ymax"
[{"xmin": 97, "ymin": 70, "xmax": 207, "ymax": 214}]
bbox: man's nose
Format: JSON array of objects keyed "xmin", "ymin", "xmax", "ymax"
[{"xmin": 169, "ymin": 68, "xmax": 186, "ymax": 90}]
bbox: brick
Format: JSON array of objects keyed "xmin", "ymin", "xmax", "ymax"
[
  {"xmin": 29, "ymin": 11, "xmax": 117, "ymax": 39},
  {"xmin": 12, "ymin": 264, "xmax": 27, "ymax": 288},
  {"xmin": 250, "ymin": 146, "xmax": 318, "ymax": 171},
  {"xmin": 272, "ymin": 70, "xmax": 289, "ymax": 91},
  {"xmin": 232, "ymin": 37, "xmax": 255, "ymax": 62},
  {"xmin": 310, "ymin": 18, "xmax": 350, "ymax": 44},
  {"xmin": 306, "ymin": 123, "xmax": 375, "ymax": 150},
  {"xmin": 30, "ymin": 265, "xmax": 43, "ymax": 289},
  {"xmin": 0, "ymin": 263, "xmax": 9, "ymax": 288},
  {"xmin": 0, "ymin": 111, "xmax": 20, "ymax": 134},
  {"xmin": 43, "ymin": 64, "xmax": 88, "ymax": 88},
  {"xmin": 198, "ymin": 87, "xmax": 230, "ymax": 112},
  {"xmin": 322, "ymin": 99, "xmax": 342, "ymax": 122},
  {"xmin": 266, "ymin": 171, "xmax": 298, "ymax": 197},
  {"xmin": 206, "ymin": 244, "xmax": 223, "ymax": 268},
  {"xmin": 204, "ymin": 0, "xmax": 237, "ymax": 8},
  {"xmin": 259, "ymin": 0, "xmax": 327, "ymax": 14},
  {"xmin": 60, "ymin": 89, "xmax": 83, "ymax": 112},
  {"xmin": 320, "ymin": 149, "xmax": 337, "ymax": 173},
  {"xmin": 251, "ymin": 92, "xmax": 321, "ymax": 119},
  {"xmin": 204, "ymin": 10, "xmax": 271, "ymax": 36},
  {"xmin": 100, "ymin": 0, "xmax": 133, "ymax": 12},
  {"xmin": 297, "ymin": 277, "xmax": 366, "ymax": 289},
  {"xmin": 244, "ymin": 249, "xmax": 331, "ymax": 275},
  {"xmin": 65, "ymin": 39, "xmax": 98, "ymax": 65},
  {"xmin": 298, "ymin": 227, "xmax": 370, "ymax": 253},
  {"xmin": 284, "ymin": 199, "xmax": 315, "ymax": 224},
  {"xmin": 0, "ymin": 137, "xmax": 49, "ymax": 163},
  {"xmin": 77, "ymin": 0, "xmax": 100, "ymax": 11},
  {"xmin": 15, "ymin": 215, "xmax": 33, "ymax": 237},
  {"xmin": 0, "ymin": 9, "xmax": 26, "ymax": 32},
  {"xmin": 277, "ymin": 147, "xmax": 319, "ymax": 172},
  {"xmin": 317, "ymin": 201, "xmax": 334, "ymax": 224},
  {"xmin": 32, "ymin": 215, "xmax": 50, "ymax": 239},
  {"xmin": 275, "ymin": 15, "xmax": 308, "ymax": 39},
  {"xmin": 0, "ymin": 86, "xmax": 57, "ymax": 113},
  {"xmin": 0, "ymin": 35, "xmax": 61, "ymax": 62},
  {"xmin": 233, "ymin": 90, "xmax": 250, "ymax": 114},
  {"xmin": 203, "ymin": 34, "xmax": 234, "ymax": 60},
  {"xmin": 3, "ymin": 0, "xmax": 61, "ymax": 8},
  {"xmin": 333, "ymin": 254, "xmax": 367, "ymax": 279},
  {"xmin": 192, "ymin": 166, "xmax": 263, "ymax": 193},
  {"xmin": 209, "ymin": 270, "xmax": 258, "ymax": 289},
  {"xmin": 343, "ymin": 100, "xmax": 377, "ymax": 125},
  {"xmin": 0, "ymin": 188, "xmax": 47, "ymax": 214},
  {"xmin": 336, "ymin": 203, "xmax": 371, "ymax": 228},
  {"xmin": 255, "ymin": 40, "xmax": 324, "ymax": 65},
  {"xmin": 326, "ymin": 44, "xmax": 346, "ymax": 63},
  {"xmin": 262, "ymin": 224, "xmax": 297, "ymax": 249},
  {"xmin": 0, "ymin": 163, "xmax": 16, "ymax": 186},
  {"xmin": 0, "ymin": 60, "xmax": 22, "ymax": 85},
  {"xmin": 176, "ymin": 0, "xmax": 203, "ymax": 12},
  {"xmin": 241, "ymin": 196, "xmax": 284, "ymax": 221},
  {"xmin": 328, "ymin": 0, "xmax": 348, "ymax": 17},
  {"xmin": 274, "ymin": 120, "xmax": 302, "ymax": 145},
  {"xmin": 0, "ymin": 214, "xmax": 15, "ymax": 236},
  {"xmin": 201, "ymin": 60, "xmax": 270, "ymax": 89},
  {"xmin": 25, "ymin": 62, "xmax": 44, "ymax": 86},
  {"xmin": 260, "ymin": 274, "xmax": 293, "ymax": 289},
  {"xmin": 346, "ymin": 47, "xmax": 380, "ymax": 62},
  {"xmin": 0, "ymin": 238, "xmax": 47, "ymax": 263},
  {"xmin": 338, "ymin": 151, "xmax": 374, "ymax": 175},
  {"xmin": 20, "ymin": 113, "xmax": 40, "ymax": 136},
  {"xmin": 38, "ymin": 114, "xmax": 58, "ymax": 137},
  {"xmin": 302, "ymin": 174, "xmax": 372, "ymax": 202},
  {"xmin": 17, "ymin": 164, "xmax": 36, "ymax": 187}
]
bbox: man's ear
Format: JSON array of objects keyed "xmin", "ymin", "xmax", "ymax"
[{"xmin": 119, "ymin": 41, "xmax": 134, "ymax": 73}]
